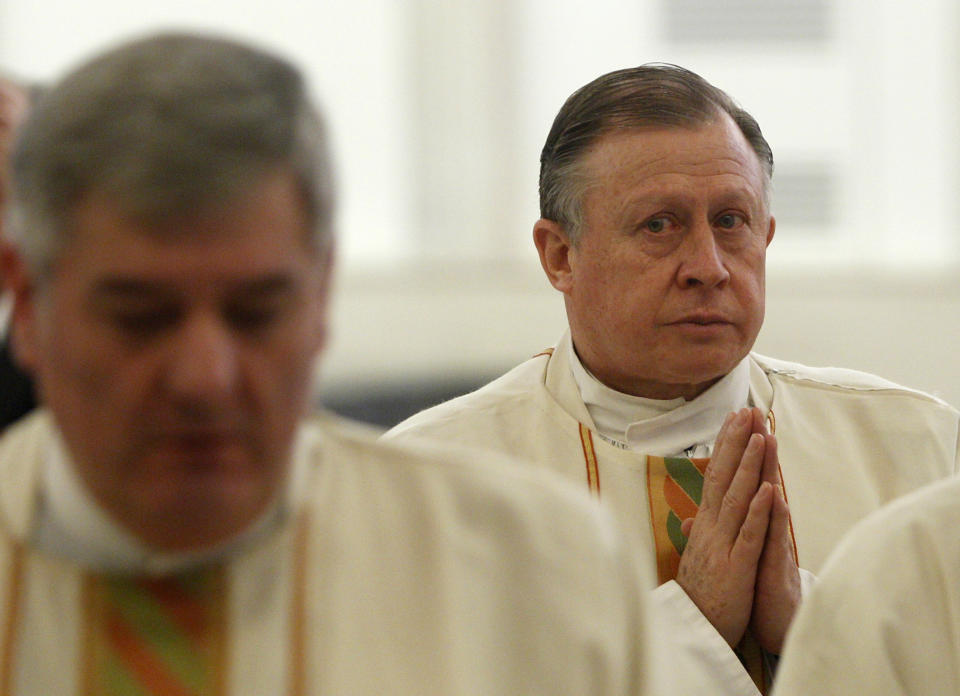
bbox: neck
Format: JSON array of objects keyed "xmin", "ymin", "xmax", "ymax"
[{"xmin": 577, "ymin": 358, "xmax": 723, "ymax": 401}]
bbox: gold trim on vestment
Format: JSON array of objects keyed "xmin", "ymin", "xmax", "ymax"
[
  {"xmin": 578, "ymin": 424, "xmax": 601, "ymax": 497},
  {"xmin": 0, "ymin": 543, "xmax": 24, "ymax": 694},
  {"xmin": 289, "ymin": 511, "xmax": 309, "ymax": 696}
]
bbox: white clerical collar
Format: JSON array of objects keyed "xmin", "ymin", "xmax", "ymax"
[
  {"xmin": 567, "ymin": 333, "xmax": 751, "ymax": 456},
  {"xmin": 33, "ymin": 426, "xmax": 306, "ymax": 575}
]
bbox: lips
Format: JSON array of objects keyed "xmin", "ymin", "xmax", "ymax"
[
  {"xmin": 172, "ymin": 432, "xmax": 235, "ymax": 445},
  {"xmin": 668, "ymin": 313, "xmax": 731, "ymax": 325},
  {"xmin": 144, "ymin": 428, "xmax": 246, "ymax": 456}
]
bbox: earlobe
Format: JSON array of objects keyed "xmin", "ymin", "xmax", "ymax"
[
  {"xmin": 533, "ymin": 219, "xmax": 575, "ymax": 293},
  {"xmin": 766, "ymin": 216, "xmax": 776, "ymax": 246}
]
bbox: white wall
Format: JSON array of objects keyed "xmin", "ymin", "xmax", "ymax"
[
  {"xmin": 3, "ymin": 0, "xmax": 960, "ymax": 409},
  {"xmin": 0, "ymin": 0, "xmax": 415, "ymax": 263},
  {"xmin": 321, "ymin": 262, "xmax": 960, "ymax": 408}
]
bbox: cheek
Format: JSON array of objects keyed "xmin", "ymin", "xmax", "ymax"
[
  {"xmin": 730, "ymin": 254, "xmax": 767, "ymax": 328},
  {"xmin": 33, "ymin": 313, "xmax": 99, "ymax": 391},
  {"xmin": 731, "ymin": 244, "xmax": 767, "ymax": 288},
  {"xmin": 34, "ymin": 306, "xmax": 159, "ymax": 416},
  {"xmin": 259, "ymin": 328, "xmax": 323, "ymax": 406}
]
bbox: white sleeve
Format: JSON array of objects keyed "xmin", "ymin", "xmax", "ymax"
[
  {"xmin": 652, "ymin": 580, "xmax": 761, "ymax": 695},
  {"xmin": 798, "ymin": 566, "xmax": 816, "ymax": 598},
  {"xmin": 651, "ymin": 567, "xmax": 818, "ymax": 694}
]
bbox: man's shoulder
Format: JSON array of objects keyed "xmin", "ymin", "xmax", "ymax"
[
  {"xmin": 859, "ymin": 473, "xmax": 960, "ymax": 541},
  {"xmin": 0, "ymin": 409, "xmax": 51, "ymax": 464},
  {"xmin": 0, "ymin": 411, "xmax": 51, "ymax": 539},
  {"xmin": 774, "ymin": 474, "xmax": 960, "ymax": 694},
  {"xmin": 308, "ymin": 410, "xmax": 587, "ymax": 504},
  {"xmin": 385, "ymin": 350, "xmax": 553, "ymax": 439},
  {"xmin": 303, "ymin": 410, "xmax": 627, "ymax": 556},
  {"xmin": 811, "ymin": 474, "xmax": 960, "ymax": 604},
  {"xmin": 751, "ymin": 352, "xmax": 957, "ymax": 411}
]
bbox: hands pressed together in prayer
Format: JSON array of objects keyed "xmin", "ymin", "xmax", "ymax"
[{"xmin": 676, "ymin": 407, "xmax": 802, "ymax": 655}]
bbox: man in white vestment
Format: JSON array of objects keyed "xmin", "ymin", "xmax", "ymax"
[
  {"xmin": 770, "ymin": 472, "xmax": 960, "ymax": 695},
  {"xmin": 0, "ymin": 33, "xmax": 656, "ymax": 695},
  {"xmin": 386, "ymin": 64, "xmax": 960, "ymax": 694}
]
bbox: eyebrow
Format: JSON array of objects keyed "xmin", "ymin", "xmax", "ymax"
[
  {"xmin": 228, "ymin": 274, "xmax": 298, "ymax": 297},
  {"xmin": 90, "ymin": 273, "xmax": 298, "ymax": 302}
]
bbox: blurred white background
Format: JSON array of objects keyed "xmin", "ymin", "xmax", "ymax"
[{"xmin": 3, "ymin": 0, "xmax": 959, "ymax": 419}]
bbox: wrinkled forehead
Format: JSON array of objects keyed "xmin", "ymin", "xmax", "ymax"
[
  {"xmin": 71, "ymin": 167, "xmax": 318, "ymax": 247},
  {"xmin": 581, "ymin": 119, "xmax": 771, "ymax": 205},
  {"xmin": 39, "ymin": 169, "xmax": 325, "ymax": 291}
]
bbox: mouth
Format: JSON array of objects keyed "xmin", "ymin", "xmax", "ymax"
[
  {"xmin": 669, "ymin": 314, "xmax": 731, "ymax": 326},
  {"xmin": 152, "ymin": 430, "xmax": 246, "ymax": 457}
]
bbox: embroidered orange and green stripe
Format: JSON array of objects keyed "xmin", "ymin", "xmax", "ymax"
[
  {"xmin": 85, "ymin": 568, "xmax": 226, "ymax": 696},
  {"xmin": 663, "ymin": 457, "xmax": 708, "ymax": 555}
]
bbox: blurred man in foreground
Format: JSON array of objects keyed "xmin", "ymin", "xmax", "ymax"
[
  {"xmin": 0, "ymin": 33, "xmax": 653, "ymax": 694},
  {"xmin": 387, "ymin": 64, "xmax": 960, "ymax": 694}
]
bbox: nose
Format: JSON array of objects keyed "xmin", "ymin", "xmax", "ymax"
[
  {"xmin": 676, "ymin": 222, "xmax": 730, "ymax": 289},
  {"xmin": 163, "ymin": 313, "xmax": 240, "ymax": 408}
]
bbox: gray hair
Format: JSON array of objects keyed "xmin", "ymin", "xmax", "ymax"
[
  {"xmin": 539, "ymin": 64, "xmax": 773, "ymax": 242},
  {"xmin": 8, "ymin": 31, "xmax": 334, "ymax": 277}
]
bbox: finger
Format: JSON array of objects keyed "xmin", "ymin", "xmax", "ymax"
[
  {"xmin": 716, "ymin": 432, "xmax": 766, "ymax": 541},
  {"xmin": 749, "ymin": 407, "xmax": 768, "ymax": 436},
  {"xmin": 680, "ymin": 517, "xmax": 693, "ymax": 537},
  {"xmin": 730, "ymin": 481, "xmax": 774, "ymax": 570},
  {"xmin": 763, "ymin": 483, "xmax": 795, "ymax": 568},
  {"xmin": 759, "ymin": 433, "xmax": 781, "ymax": 488},
  {"xmin": 713, "ymin": 411, "xmax": 736, "ymax": 452},
  {"xmin": 701, "ymin": 409, "xmax": 753, "ymax": 512}
]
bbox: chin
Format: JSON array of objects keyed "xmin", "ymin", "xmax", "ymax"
[
  {"xmin": 663, "ymin": 357, "xmax": 742, "ymax": 391},
  {"xmin": 684, "ymin": 345, "xmax": 747, "ymax": 373}
]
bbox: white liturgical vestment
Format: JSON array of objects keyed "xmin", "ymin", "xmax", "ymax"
[
  {"xmin": 0, "ymin": 409, "xmax": 655, "ymax": 695},
  {"xmin": 386, "ymin": 331, "xmax": 960, "ymax": 695}
]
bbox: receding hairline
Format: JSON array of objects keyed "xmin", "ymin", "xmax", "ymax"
[
  {"xmin": 554, "ymin": 111, "xmax": 773, "ymax": 237},
  {"xmin": 583, "ymin": 111, "xmax": 771, "ymax": 181},
  {"xmin": 537, "ymin": 64, "xmax": 774, "ymax": 242}
]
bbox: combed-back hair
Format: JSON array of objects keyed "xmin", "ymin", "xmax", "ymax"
[
  {"xmin": 8, "ymin": 31, "xmax": 334, "ymax": 277},
  {"xmin": 539, "ymin": 64, "xmax": 773, "ymax": 241}
]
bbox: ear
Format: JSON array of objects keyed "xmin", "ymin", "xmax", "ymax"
[
  {"xmin": 765, "ymin": 216, "xmax": 776, "ymax": 247},
  {"xmin": 1, "ymin": 241, "xmax": 40, "ymax": 374},
  {"xmin": 533, "ymin": 218, "xmax": 575, "ymax": 294}
]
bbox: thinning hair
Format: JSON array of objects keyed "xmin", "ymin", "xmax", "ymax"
[
  {"xmin": 539, "ymin": 64, "xmax": 773, "ymax": 242},
  {"xmin": 8, "ymin": 31, "xmax": 334, "ymax": 277}
]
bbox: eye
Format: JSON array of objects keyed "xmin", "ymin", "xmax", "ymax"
[
  {"xmin": 226, "ymin": 305, "xmax": 280, "ymax": 332},
  {"xmin": 715, "ymin": 212, "xmax": 745, "ymax": 230},
  {"xmin": 108, "ymin": 308, "xmax": 180, "ymax": 337},
  {"xmin": 224, "ymin": 296, "xmax": 292, "ymax": 334},
  {"xmin": 641, "ymin": 215, "xmax": 676, "ymax": 235}
]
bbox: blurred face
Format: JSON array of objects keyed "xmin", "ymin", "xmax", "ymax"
[
  {"xmin": 535, "ymin": 116, "xmax": 774, "ymax": 400},
  {"xmin": 9, "ymin": 169, "xmax": 331, "ymax": 551}
]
